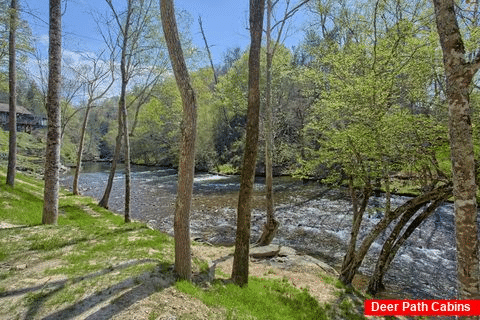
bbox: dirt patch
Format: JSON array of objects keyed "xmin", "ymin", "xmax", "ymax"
[{"xmin": 110, "ymin": 286, "xmax": 227, "ymax": 320}]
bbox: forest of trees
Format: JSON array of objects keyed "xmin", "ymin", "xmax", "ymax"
[{"xmin": 0, "ymin": 0, "xmax": 479, "ymax": 300}]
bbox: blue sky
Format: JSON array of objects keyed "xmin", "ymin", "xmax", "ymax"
[{"xmin": 21, "ymin": 0, "xmax": 310, "ymax": 66}]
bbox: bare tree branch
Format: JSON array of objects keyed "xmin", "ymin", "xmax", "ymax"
[{"xmin": 198, "ymin": 15, "xmax": 218, "ymax": 84}]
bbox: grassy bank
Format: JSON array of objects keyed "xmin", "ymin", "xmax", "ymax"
[
  {"xmin": 0, "ymin": 168, "xmax": 369, "ymax": 319},
  {"xmin": 0, "ymin": 130, "xmax": 46, "ymax": 176},
  {"xmin": 0, "ymin": 169, "xmax": 178, "ymax": 319}
]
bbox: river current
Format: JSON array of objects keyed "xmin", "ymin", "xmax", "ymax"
[{"xmin": 61, "ymin": 163, "xmax": 460, "ymax": 299}]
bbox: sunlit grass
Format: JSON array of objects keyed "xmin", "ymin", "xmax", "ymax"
[{"xmin": 176, "ymin": 277, "xmax": 330, "ymax": 320}]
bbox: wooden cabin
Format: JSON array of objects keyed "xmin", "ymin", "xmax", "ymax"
[{"xmin": 0, "ymin": 103, "xmax": 47, "ymax": 133}]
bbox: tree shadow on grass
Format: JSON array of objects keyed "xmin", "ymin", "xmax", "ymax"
[
  {"xmin": 0, "ymin": 225, "xmax": 33, "ymax": 231},
  {"xmin": 42, "ymin": 261, "xmax": 175, "ymax": 320},
  {"xmin": 1, "ymin": 259, "xmax": 174, "ymax": 320},
  {"xmin": 25, "ymin": 224, "xmax": 151, "ymax": 252}
]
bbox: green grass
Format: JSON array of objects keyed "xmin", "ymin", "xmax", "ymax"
[
  {"xmin": 0, "ymin": 130, "xmax": 46, "ymax": 174},
  {"xmin": 193, "ymin": 257, "xmax": 210, "ymax": 273},
  {"xmin": 338, "ymin": 298, "xmax": 365, "ymax": 320},
  {"xmin": 176, "ymin": 277, "xmax": 329, "ymax": 320},
  {"xmin": 318, "ymin": 273, "xmax": 343, "ymax": 288},
  {"xmin": 0, "ymin": 129, "xmax": 79, "ymax": 172},
  {"xmin": 0, "ymin": 184, "xmax": 44, "ymax": 225}
]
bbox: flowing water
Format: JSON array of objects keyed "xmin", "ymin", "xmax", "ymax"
[{"xmin": 61, "ymin": 163, "xmax": 461, "ymax": 299}]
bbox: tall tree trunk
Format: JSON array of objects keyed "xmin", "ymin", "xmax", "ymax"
[
  {"xmin": 339, "ymin": 181, "xmax": 371, "ymax": 284},
  {"xmin": 231, "ymin": 0, "xmax": 266, "ymax": 287},
  {"xmin": 99, "ymin": 110, "xmax": 123, "ymax": 209},
  {"xmin": 433, "ymin": 0, "xmax": 480, "ymax": 300},
  {"xmin": 43, "ymin": 0, "xmax": 62, "ymax": 225},
  {"xmin": 100, "ymin": 0, "xmax": 134, "ymax": 219},
  {"xmin": 121, "ymin": 82, "xmax": 131, "ymax": 223},
  {"xmin": 161, "ymin": 0, "xmax": 198, "ymax": 281},
  {"xmin": 119, "ymin": 4, "xmax": 132, "ymax": 223},
  {"xmin": 257, "ymin": 0, "xmax": 311, "ymax": 245},
  {"xmin": 6, "ymin": 0, "xmax": 17, "ymax": 187},
  {"xmin": 257, "ymin": 0, "xmax": 279, "ymax": 246},
  {"xmin": 73, "ymin": 102, "xmax": 93, "ymax": 195},
  {"xmin": 72, "ymin": 52, "xmax": 115, "ymax": 196}
]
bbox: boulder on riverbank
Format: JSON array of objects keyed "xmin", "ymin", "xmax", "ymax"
[
  {"xmin": 249, "ymin": 244, "xmax": 280, "ymax": 258},
  {"xmin": 249, "ymin": 245, "xmax": 339, "ymax": 277}
]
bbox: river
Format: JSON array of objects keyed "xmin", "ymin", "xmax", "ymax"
[{"xmin": 60, "ymin": 163, "xmax": 459, "ymax": 299}]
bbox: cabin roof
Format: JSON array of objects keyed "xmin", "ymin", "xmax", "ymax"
[{"xmin": 0, "ymin": 102, "xmax": 33, "ymax": 115}]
